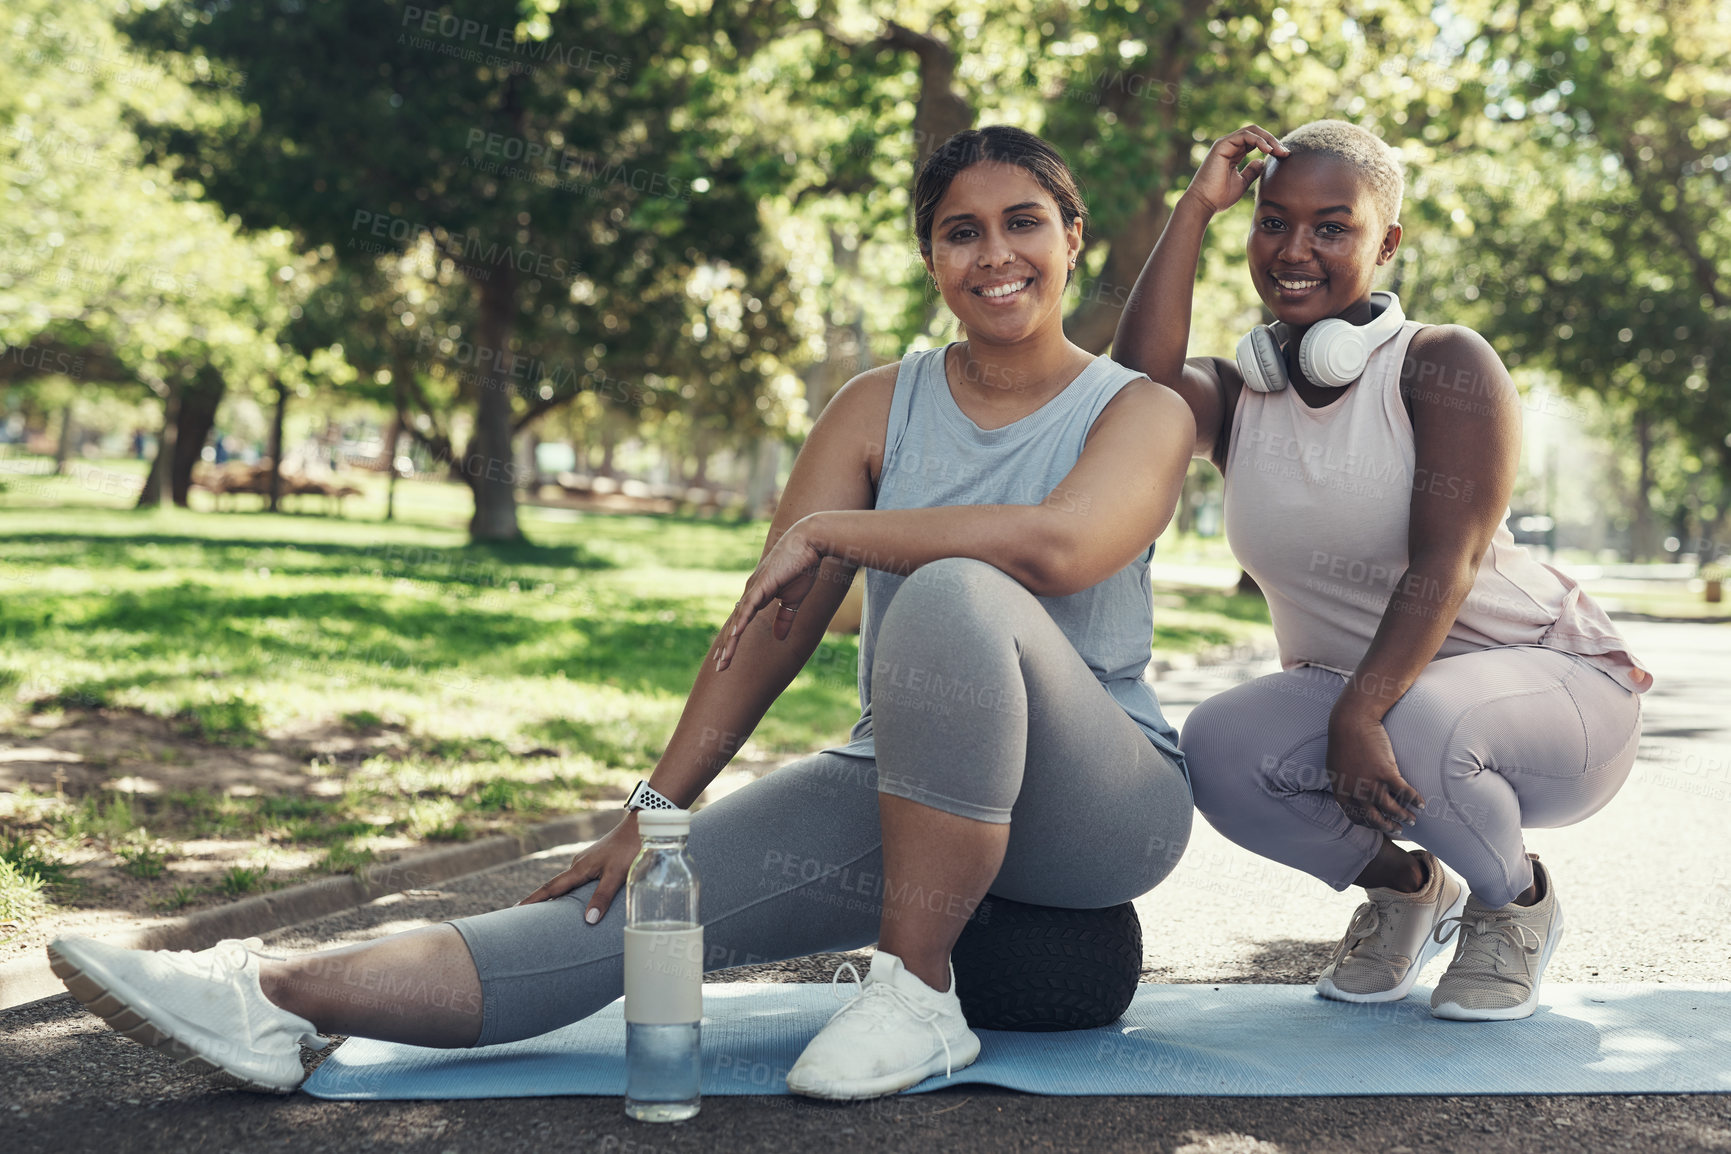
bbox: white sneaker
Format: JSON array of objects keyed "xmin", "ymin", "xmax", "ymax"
[
  {"xmin": 785, "ymin": 950, "xmax": 982, "ymax": 1101},
  {"xmin": 48, "ymin": 935, "xmax": 328, "ymax": 1091}
]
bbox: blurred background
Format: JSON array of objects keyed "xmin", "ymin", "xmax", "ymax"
[{"xmin": 0, "ymin": 0, "xmax": 1726, "ymax": 947}]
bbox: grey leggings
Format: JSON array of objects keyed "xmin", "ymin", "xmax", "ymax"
[
  {"xmin": 1181, "ymin": 645, "xmax": 1641, "ymax": 909},
  {"xmin": 452, "ymin": 559, "xmax": 1193, "ymax": 1046}
]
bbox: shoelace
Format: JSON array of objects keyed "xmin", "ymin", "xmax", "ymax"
[
  {"xmin": 1433, "ymin": 912, "xmax": 1542, "ymax": 976},
  {"xmin": 1328, "ymin": 900, "xmax": 1384, "ymax": 971},
  {"xmin": 163, "ymin": 938, "xmax": 275, "ymax": 966},
  {"xmin": 828, "ymin": 961, "xmax": 957, "ymax": 1078}
]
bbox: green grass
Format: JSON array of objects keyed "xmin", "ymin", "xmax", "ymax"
[
  {"xmin": 0, "ymin": 461, "xmax": 1269, "ymax": 920},
  {"xmin": 1148, "ymin": 589, "xmax": 1274, "ymax": 656},
  {"xmin": 173, "ymin": 694, "xmax": 266, "ymax": 745},
  {"xmin": 151, "ymin": 884, "xmax": 200, "ymax": 912},
  {"xmin": 0, "ymin": 470, "xmax": 847, "ymax": 763},
  {"xmin": 219, "ymin": 865, "xmax": 268, "ymax": 896},
  {"xmin": 0, "ymin": 835, "xmax": 75, "ymax": 920},
  {"xmin": 1588, "ymin": 589, "xmax": 1731, "ymax": 621},
  {"xmin": 320, "ymin": 843, "xmax": 375, "ymax": 875},
  {"xmin": 52, "ymin": 793, "xmax": 140, "ymax": 846},
  {"xmin": 115, "ymin": 844, "xmax": 170, "ymax": 878},
  {"xmin": 0, "ymin": 855, "xmax": 48, "ymax": 921}
]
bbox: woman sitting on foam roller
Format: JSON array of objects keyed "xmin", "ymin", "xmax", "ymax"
[
  {"xmin": 48, "ymin": 125, "xmax": 1197, "ymax": 1099},
  {"xmin": 1114, "ymin": 121, "xmax": 1650, "ymax": 1021}
]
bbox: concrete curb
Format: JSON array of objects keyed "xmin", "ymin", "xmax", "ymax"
[{"xmin": 0, "ymin": 809, "xmax": 617, "ymax": 1011}]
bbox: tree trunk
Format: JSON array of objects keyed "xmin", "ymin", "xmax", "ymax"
[
  {"xmin": 269, "ymin": 376, "xmax": 287, "ymax": 512},
  {"xmin": 1630, "ymin": 413, "xmax": 1655, "ymax": 562},
  {"xmin": 874, "ymin": 22, "xmax": 976, "ymax": 341},
  {"xmin": 1059, "ymin": 5, "xmax": 1204, "ymax": 355},
  {"xmin": 880, "ymin": 22, "xmax": 974, "ymax": 179},
  {"xmin": 1064, "ymin": 185, "xmax": 1178, "ymax": 355},
  {"xmin": 136, "ymin": 367, "xmax": 223, "ymax": 508},
  {"xmin": 166, "ymin": 367, "xmax": 225, "ymax": 507},
  {"xmin": 54, "ymin": 402, "xmax": 75, "ymax": 475},
  {"xmin": 803, "ymin": 227, "xmax": 871, "ymax": 419},
  {"xmin": 744, "ymin": 436, "xmax": 783, "ymax": 520},
  {"xmin": 137, "ymin": 386, "xmax": 178, "ymax": 508},
  {"xmin": 384, "ymin": 406, "xmax": 403, "ymax": 522},
  {"xmin": 465, "ymin": 266, "xmax": 523, "ymax": 541}
]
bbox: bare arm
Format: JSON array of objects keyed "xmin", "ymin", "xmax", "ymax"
[
  {"xmin": 1171, "ymin": 356, "xmax": 1245, "ymax": 471},
  {"xmin": 1114, "ymin": 194, "xmax": 1217, "ymax": 409},
  {"xmin": 650, "ymin": 367, "xmax": 896, "ymax": 808},
  {"xmin": 1113, "ymin": 125, "xmax": 1286, "ymax": 461},
  {"xmin": 713, "ymin": 378, "xmax": 1197, "ymax": 668},
  {"xmin": 1325, "ymin": 326, "xmax": 1523, "ymax": 832},
  {"xmin": 517, "ymin": 364, "xmax": 894, "ymax": 910}
]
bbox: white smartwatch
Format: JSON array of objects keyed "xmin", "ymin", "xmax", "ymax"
[{"xmin": 624, "ymin": 780, "xmax": 681, "ymax": 812}]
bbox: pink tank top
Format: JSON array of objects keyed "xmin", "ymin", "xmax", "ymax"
[{"xmin": 1223, "ymin": 321, "xmax": 1652, "ymax": 694}]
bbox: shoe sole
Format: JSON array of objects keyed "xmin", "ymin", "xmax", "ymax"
[
  {"xmin": 785, "ymin": 1033, "xmax": 983, "ymax": 1101},
  {"xmin": 1430, "ymin": 902, "xmax": 1566, "ymax": 1022},
  {"xmin": 1316, "ymin": 878, "xmax": 1470, "ymax": 1005},
  {"xmin": 47, "ymin": 943, "xmax": 301, "ymax": 1093}
]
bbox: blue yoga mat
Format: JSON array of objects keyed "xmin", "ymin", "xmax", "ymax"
[{"xmin": 302, "ymin": 982, "xmax": 1731, "ymax": 1099}]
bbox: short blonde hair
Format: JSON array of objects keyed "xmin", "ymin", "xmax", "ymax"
[{"xmin": 1280, "ymin": 120, "xmax": 1405, "ymax": 230}]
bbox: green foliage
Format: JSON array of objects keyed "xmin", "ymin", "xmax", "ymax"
[
  {"xmin": 320, "ymin": 843, "xmax": 376, "ymax": 876},
  {"xmin": 52, "ymin": 793, "xmax": 139, "ymax": 847},
  {"xmin": 151, "ymin": 884, "xmax": 200, "ymax": 913},
  {"xmin": 408, "ymin": 797, "xmax": 473, "ymax": 843},
  {"xmin": 473, "ymin": 778, "xmax": 528, "ymax": 812},
  {"xmin": 1, "ymin": 0, "xmax": 313, "ymax": 431},
  {"xmin": 219, "ymin": 865, "xmax": 268, "ymax": 896},
  {"xmin": 1401, "ymin": 0, "xmax": 1731, "ymax": 556},
  {"xmin": 0, "ymin": 855, "xmax": 49, "ymax": 922},
  {"xmin": 1, "ymin": 835, "xmax": 75, "ymax": 888},
  {"xmin": 174, "ymin": 694, "xmax": 266, "ymax": 746},
  {"xmin": 38, "ymin": 683, "xmax": 112, "ymax": 710},
  {"xmin": 120, "ymin": 0, "xmax": 816, "ymax": 539},
  {"xmin": 115, "ymin": 837, "xmax": 170, "ymax": 879},
  {"xmin": 0, "ymin": 835, "xmax": 73, "ymax": 921},
  {"xmin": 4, "ymin": 0, "xmax": 1717, "ymax": 557}
]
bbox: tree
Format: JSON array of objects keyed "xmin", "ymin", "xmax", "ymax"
[
  {"xmin": 0, "ymin": 0, "xmax": 302, "ymax": 507},
  {"xmin": 1414, "ymin": 0, "xmax": 1731, "ymax": 558},
  {"xmin": 122, "ymin": 0, "xmax": 809, "ymax": 541}
]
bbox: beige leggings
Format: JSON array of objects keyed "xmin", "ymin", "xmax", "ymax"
[{"xmin": 1180, "ymin": 645, "xmax": 1641, "ymax": 908}]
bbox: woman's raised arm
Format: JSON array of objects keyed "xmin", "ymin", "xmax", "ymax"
[{"xmin": 1114, "ymin": 125, "xmax": 1287, "ymax": 463}]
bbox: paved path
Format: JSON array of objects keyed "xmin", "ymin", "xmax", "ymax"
[{"xmin": 5, "ymin": 618, "xmax": 1730, "ymax": 1152}]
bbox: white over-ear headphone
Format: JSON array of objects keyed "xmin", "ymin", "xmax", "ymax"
[{"xmin": 1235, "ymin": 291, "xmax": 1406, "ymax": 393}]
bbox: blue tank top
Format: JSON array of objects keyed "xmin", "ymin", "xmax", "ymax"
[{"xmin": 823, "ymin": 342, "xmax": 1186, "ymax": 772}]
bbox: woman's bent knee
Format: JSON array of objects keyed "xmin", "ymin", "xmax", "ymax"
[
  {"xmin": 884, "ymin": 557, "xmax": 1028, "ymax": 627},
  {"xmin": 1181, "ymin": 695, "xmax": 1276, "ymax": 820}
]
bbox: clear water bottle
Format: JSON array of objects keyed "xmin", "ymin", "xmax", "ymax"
[{"xmin": 623, "ymin": 807, "xmax": 702, "ymax": 1122}]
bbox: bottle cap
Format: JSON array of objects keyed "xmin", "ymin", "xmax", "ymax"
[{"xmin": 636, "ymin": 808, "xmax": 690, "ymax": 835}]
